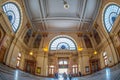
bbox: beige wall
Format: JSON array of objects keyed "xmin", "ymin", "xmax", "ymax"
[
  {"xmin": 0, "ymin": 0, "xmax": 33, "ymax": 70},
  {"xmin": 95, "ymin": 0, "xmax": 120, "ymax": 67}
]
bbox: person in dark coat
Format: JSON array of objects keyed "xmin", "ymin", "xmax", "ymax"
[
  {"xmin": 78, "ymin": 71, "xmax": 82, "ymax": 77},
  {"xmin": 54, "ymin": 72, "xmax": 58, "ymax": 79},
  {"xmin": 63, "ymin": 72, "xmax": 67, "ymax": 80},
  {"xmin": 68, "ymin": 72, "xmax": 72, "ymax": 80}
]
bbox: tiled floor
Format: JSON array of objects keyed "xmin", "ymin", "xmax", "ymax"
[{"xmin": 0, "ymin": 63, "xmax": 120, "ymax": 80}]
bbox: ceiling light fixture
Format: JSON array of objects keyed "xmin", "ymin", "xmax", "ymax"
[
  {"xmin": 63, "ymin": 0, "xmax": 69, "ymax": 9},
  {"xmin": 30, "ymin": 51, "xmax": 33, "ymax": 56},
  {"xmin": 78, "ymin": 48, "xmax": 83, "ymax": 51},
  {"xmin": 94, "ymin": 51, "xmax": 97, "ymax": 55}
]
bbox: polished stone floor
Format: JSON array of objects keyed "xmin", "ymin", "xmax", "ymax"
[{"xmin": 0, "ymin": 63, "xmax": 120, "ymax": 80}]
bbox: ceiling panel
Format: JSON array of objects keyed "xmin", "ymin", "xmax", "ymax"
[
  {"xmin": 81, "ymin": 23, "xmax": 90, "ymax": 31},
  {"xmin": 84, "ymin": 0, "xmax": 98, "ymax": 19},
  {"xmin": 26, "ymin": 0, "xmax": 42, "ymax": 19},
  {"xmin": 33, "ymin": 23, "xmax": 44, "ymax": 31},
  {"xmin": 24, "ymin": 0, "xmax": 101, "ymax": 33},
  {"xmin": 46, "ymin": 0, "xmax": 79, "ymax": 17},
  {"xmin": 46, "ymin": 20, "xmax": 79, "ymax": 31}
]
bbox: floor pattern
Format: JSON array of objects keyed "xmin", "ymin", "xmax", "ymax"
[{"xmin": 0, "ymin": 63, "xmax": 120, "ymax": 80}]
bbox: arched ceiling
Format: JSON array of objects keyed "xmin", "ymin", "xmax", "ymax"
[{"xmin": 24, "ymin": 0, "xmax": 101, "ymax": 33}]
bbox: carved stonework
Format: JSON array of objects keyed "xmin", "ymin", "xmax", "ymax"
[
  {"xmin": 26, "ymin": 22, "xmax": 31, "ymax": 28},
  {"xmin": 32, "ymin": 32, "xmax": 36, "ymax": 37},
  {"xmin": 94, "ymin": 22, "xmax": 99, "ymax": 29},
  {"xmin": 33, "ymin": 34, "xmax": 41, "ymax": 48},
  {"xmin": 77, "ymin": 33, "xmax": 83, "ymax": 37},
  {"xmin": 0, "ymin": 24, "xmax": 5, "ymax": 44},
  {"xmin": 83, "ymin": 35, "xmax": 93, "ymax": 48},
  {"xmin": 93, "ymin": 29, "xmax": 101, "ymax": 44},
  {"xmin": 23, "ymin": 29, "xmax": 32, "ymax": 45},
  {"xmin": 42, "ymin": 32, "xmax": 48, "ymax": 37},
  {"xmin": 0, "ymin": 12, "xmax": 2, "ymax": 16},
  {"xmin": 89, "ymin": 32, "xmax": 92, "ymax": 37}
]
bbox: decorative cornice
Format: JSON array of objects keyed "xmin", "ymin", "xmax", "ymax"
[
  {"xmin": 0, "ymin": 12, "xmax": 2, "ymax": 16},
  {"xmin": 26, "ymin": 22, "xmax": 31, "ymax": 28},
  {"xmin": 42, "ymin": 32, "xmax": 48, "ymax": 37},
  {"xmin": 94, "ymin": 22, "xmax": 99, "ymax": 29},
  {"xmin": 77, "ymin": 32, "xmax": 83, "ymax": 37}
]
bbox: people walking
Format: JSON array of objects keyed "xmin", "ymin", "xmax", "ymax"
[
  {"xmin": 68, "ymin": 72, "xmax": 72, "ymax": 80},
  {"xmin": 78, "ymin": 71, "xmax": 82, "ymax": 77},
  {"xmin": 54, "ymin": 72, "xmax": 58, "ymax": 79},
  {"xmin": 63, "ymin": 72, "xmax": 67, "ymax": 80}
]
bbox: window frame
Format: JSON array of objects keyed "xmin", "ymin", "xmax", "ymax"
[
  {"xmin": 103, "ymin": 3, "xmax": 120, "ymax": 32},
  {"xmin": 103, "ymin": 52, "xmax": 108, "ymax": 66},
  {"xmin": 16, "ymin": 53, "xmax": 22, "ymax": 67},
  {"xmin": 2, "ymin": 2, "xmax": 22, "ymax": 32},
  {"xmin": 49, "ymin": 37, "xmax": 77, "ymax": 51}
]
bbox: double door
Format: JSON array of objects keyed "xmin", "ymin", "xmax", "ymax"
[
  {"xmin": 90, "ymin": 59, "xmax": 100, "ymax": 73},
  {"xmin": 24, "ymin": 59, "xmax": 36, "ymax": 74}
]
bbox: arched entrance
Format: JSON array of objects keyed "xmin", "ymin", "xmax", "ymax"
[
  {"xmin": 58, "ymin": 57, "xmax": 69, "ymax": 74},
  {"xmin": 48, "ymin": 35, "xmax": 78, "ymax": 76}
]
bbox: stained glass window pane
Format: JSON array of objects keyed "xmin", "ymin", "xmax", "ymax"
[
  {"xmin": 64, "ymin": 61, "xmax": 68, "ymax": 64},
  {"xmin": 57, "ymin": 42, "xmax": 70, "ymax": 50},
  {"xmin": 18, "ymin": 53, "xmax": 21, "ymax": 57},
  {"xmin": 105, "ymin": 60, "xmax": 108, "ymax": 65},
  {"xmin": 17, "ymin": 61, "xmax": 20, "ymax": 67},
  {"xmin": 59, "ymin": 61, "xmax": 64, "ymax": 65},
  {"xmin": 50, "ymin": 37, "xmax": 76, "ymax": 50},
  {"xmin": 103, "ymin": 4, "xmax": 120, "ymax": 32},
  {"xmin": 118, "ymin": 8, "xmax": 120, "ymax": 14},
  {"xmin": 103, "ymin": 52, "xmax": 107, "ymax": 56},
  {"xmin": 2, "ymin": 2, "xmax": 21, "ymax": 32}
]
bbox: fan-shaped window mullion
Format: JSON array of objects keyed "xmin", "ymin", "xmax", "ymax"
[
  {"xmin": 50, "ymin": 37, "xmax": 76, "ymax": 50},
  {"xmin": 103, "ymin": 4, "xmax": 120, "ymax": 32},
  {"xmin": 2, "ymin": 2, "xmax": 21, "ymax": 32}
]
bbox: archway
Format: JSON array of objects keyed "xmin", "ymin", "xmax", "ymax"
[
  {"xmin": 49, "ymin": 35, "xmax": 77, "ymax": 51},
  {"xmin": 48, "ymin": 35, "xmax": 78, "ymax": 76}
]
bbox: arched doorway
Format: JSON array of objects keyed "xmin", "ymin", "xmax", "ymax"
[
  {"xmin": 58, "ymin": 58, "xmax": 69, "ymax": 74},
  {"xmin": 48, "ymin": 35, "xmax": 78, "ymax": 76}
]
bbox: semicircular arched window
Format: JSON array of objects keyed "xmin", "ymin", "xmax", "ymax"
[
  {"xmin": 2, "ymin": 2, "xmax": 21, "ymax": 32},
  {"xmin": 50, "ymin": 37, "xmax": 77, "ymax": 50},
  {"xmin": 103, "ymin": 4, "xmax": 120, "ymax": 32}
]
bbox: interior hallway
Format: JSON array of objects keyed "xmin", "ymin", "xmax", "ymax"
[{"xmin": 0, "ymin": 0, "xmax": 120, "ymax": 79}]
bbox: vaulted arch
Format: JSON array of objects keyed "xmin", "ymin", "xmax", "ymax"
[
  {"xmin": 49, "ymin": 35, "xmax": 77, "ymax": 51},
  {"xmin": 103, "ymin": 3, "xmax": 120, "ymax": 32},
  {"xmin": 2, "ymin": 2, "xmax": 22, "ymax": 32}
]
